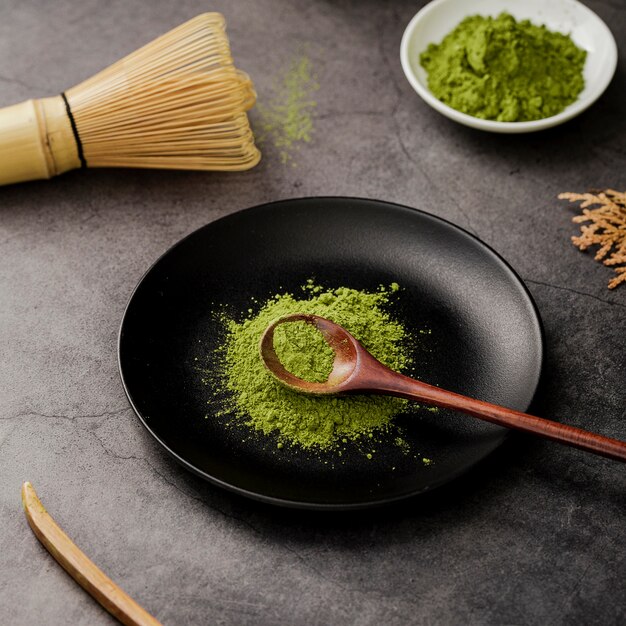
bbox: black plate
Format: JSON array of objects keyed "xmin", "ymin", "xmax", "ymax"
[{"xmin": 118, "ymin": 198, "xmax": 543, "ymax": 509}]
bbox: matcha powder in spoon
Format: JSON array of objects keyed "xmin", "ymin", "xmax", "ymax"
[
  {"xmin": 209, "ymin": 281, "xmax": 416, "ymax": 450},
  {"xmin": 273, "ymin": 319, "xmax": 335, "ymax": 383}
]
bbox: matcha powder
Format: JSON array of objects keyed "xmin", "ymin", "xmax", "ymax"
[
  {"xmin": 273, "ymin": 320, "xmax": 335, "ymax": 383},
  {"xmin": 211, "ymin": 282, "xmax": 413, "ymax": 450},
  {"xmin": 257, "ymin": 55, "xmax": 319, "ymax": 165},
  {"xmin": 420, "ymin": 12, "xmax": 586, "ymax": 122}
]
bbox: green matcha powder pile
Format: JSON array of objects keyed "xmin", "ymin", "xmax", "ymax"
[
  {"xmin": 211, "ymin": 281, "xmax": 413, "ymax": 450},
  {"xmin": 420, "ymin": 12, "xmax": 586, "ymax": 122}
]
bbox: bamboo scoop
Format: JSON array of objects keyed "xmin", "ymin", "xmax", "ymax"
[
  {"xmin": 0, "ymin": 13, "xmax": 259, "ymax": 186},
  {"xmin": 22, "ymin": 482, "xmax": 162, "ymax": 626},
  {"xmin": 260, "ymin": 314, "xmax": 626, "ymax": 462}
]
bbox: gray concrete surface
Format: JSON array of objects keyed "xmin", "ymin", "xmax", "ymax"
[{"xmin": 1, "ymin": 1, "xmax": 625, "ymax": 624}]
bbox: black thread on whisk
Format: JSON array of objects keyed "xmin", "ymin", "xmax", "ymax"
[{"xmin": 60, "ymin": 92, "xmax": 87, "ymax": 169}]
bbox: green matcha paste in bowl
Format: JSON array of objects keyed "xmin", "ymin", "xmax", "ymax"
[
  {"xmin": 202, "ymin": 280, "xmax": 433, "ymax": 461},
  {"xmin": 419, "ymin": 12, "xmax": 586, "ymax": 122}
]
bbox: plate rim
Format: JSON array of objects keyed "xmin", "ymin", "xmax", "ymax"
[{"xmin": 117, "ymin": 196, "xmax": 545, "ymax": 510}]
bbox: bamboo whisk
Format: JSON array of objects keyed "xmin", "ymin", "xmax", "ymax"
[{"xmin": 0, "ymin": 13, "xmax": 260, "ymax": 186}]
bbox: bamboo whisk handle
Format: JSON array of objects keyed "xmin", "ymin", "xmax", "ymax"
[{"xmin": 0, "ymin": 97, "xmax": 80, "ymax": 185}]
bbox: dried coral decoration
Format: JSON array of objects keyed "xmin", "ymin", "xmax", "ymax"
[
  {"xmin": 559, "ymin": 190, "xmax": 626, "ymax": 289},
  {"xmin": 0, "ymin": 13, "xmax": 260, "ymax": 186}
]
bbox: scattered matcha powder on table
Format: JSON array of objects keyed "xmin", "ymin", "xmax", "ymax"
[
  {"xmin": 420, "ymin": 12, "xmax": 586, "ymax": 122},
  {"xmin": 212, "ymin": 282, "xmax": 414, "ymax": 450},
  {"xmin": 256, "ymin": 55, "xmax": 319, "ymax": 164}
]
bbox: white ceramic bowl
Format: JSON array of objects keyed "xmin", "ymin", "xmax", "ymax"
[{"xmin": 400, "ymin": 0, "xmax": 618, "ymax": 133}]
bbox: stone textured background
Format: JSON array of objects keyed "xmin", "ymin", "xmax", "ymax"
[{"xmin": 1, "ymin": 1, "xmax": 624, "ymax": 624}]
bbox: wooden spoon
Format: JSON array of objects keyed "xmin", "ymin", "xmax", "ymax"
[{"xmin": 260, "ymin": 314, "xmax": 626, "ymax": 463}]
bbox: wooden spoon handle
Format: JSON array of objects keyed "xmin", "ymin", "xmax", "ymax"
[
  {"xmin": 21, "ymin": 482, "xmax": 162, "ymax": 626},
  {"xmin": 373, "ymin": 373, "xmax": 626, "ymax": 462}
]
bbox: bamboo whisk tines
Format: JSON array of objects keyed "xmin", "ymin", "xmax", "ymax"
[{"xmin": 0, "ymin": 13, "xmax": 260, "ymax": 186}]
